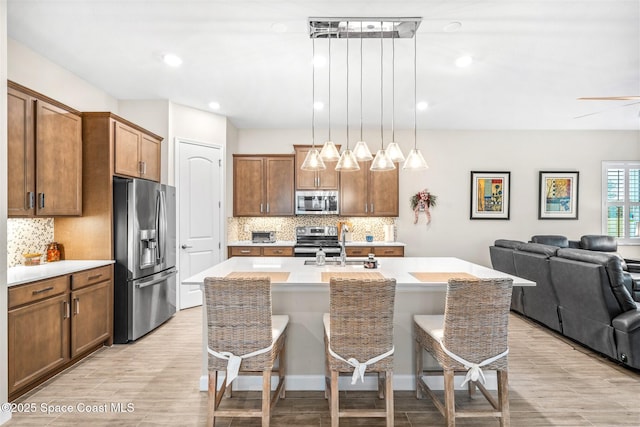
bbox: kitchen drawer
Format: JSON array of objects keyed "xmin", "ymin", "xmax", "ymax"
[
  {"xmin": 345, "ymin": 247, "xmax": 372, "ymax": 257},
  {"xmin": 230, "ymin": 246, "xmax": 262, "ymax": 257},
  {"xmin": 71, "ymin": 265, "xmax": 113, "ymax": 290},
  {"xmin": 262, "ymin": 246, "xmax": 293, "ymax": 257},
  {"xmin": 373, "ymin": 246, "xmax": 404, "ymax": 257},
  {"xmin": 9, "ymin": 276, "xmax": 69, "ymax": 309}
]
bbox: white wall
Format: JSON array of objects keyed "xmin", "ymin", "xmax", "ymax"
[
  {"xmin": 1, "ymin": 4, "xmax": 9, "ymax": 424},
  {"xmin": 238, "ymin": 128, "xmax": 640, "ymax": 266},
  {"xmin": 7, "ymin": 39, "xmax": 118, "ymax": 112}
]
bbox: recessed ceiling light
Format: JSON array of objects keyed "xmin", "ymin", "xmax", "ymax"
[
  {"xmin": 313, "ymin": 101, "xmax": 324, "ymax": 110},
  {"xmin": 208, "ymin": 101, "xmax": 220, "ymax": 110},
  {"xmin": 313, "ymin": 55, "xmax": 326, "ymax": 67},
  {"xmin": 443, "ymin": 21, "xmax": 462, "ymax": 32},
  {"xmin": 417, "ymin": 101, "xmax": 429, "ymax": 111},
  {"xmin": 163, "ymin": 53, "xmax": 183, "ymax": 67},
  {"xmin": 455, "ymin": 55, "xmax": 473, "ymax": 68}
]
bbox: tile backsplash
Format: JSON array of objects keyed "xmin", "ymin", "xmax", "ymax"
[
  {"xmin": 228, "ymin": 216, "xmax": 396, "ymax": 242},
  {"xmin": 7, "ymin": 218, "xmax": 55, "ymax": 267}
]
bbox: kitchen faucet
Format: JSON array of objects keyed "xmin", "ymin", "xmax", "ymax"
[{"xmin": 339, "ymin": 225, "xmax": 349, "ymax": 266}]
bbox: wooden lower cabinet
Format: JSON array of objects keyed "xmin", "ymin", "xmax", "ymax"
[
  {"xmin": 7, "ymin": 265, "xmax": 113, "ymax": 400},
  {"xmin": 345, "ymin": 246, "xmax": 404, "ymax": 257},
  {"xmin": 228, "ymin": 246, "xmax": 294, "ymax": 258}
]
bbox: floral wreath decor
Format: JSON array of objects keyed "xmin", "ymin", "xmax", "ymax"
[{"xmin": 410, "ymin": 189, "xmax": 437, "ymax": 225}]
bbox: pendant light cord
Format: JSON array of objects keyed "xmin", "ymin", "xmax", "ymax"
[
  {"xmin": 312, "ymin": 37, "xmax": 316, "ymax": 148},
  {"xmin": 328, "ymin": 35, "xmax": 332, "ymax": 141},
  {"xmin": 359, "ymin": 22, "xmax": 363, "ymax": 141},
  {"xmin": 380, "ymin": 20, "xmax": 384, "ymax": 149},
  {"xmin": 413, "ymin": 25, "xmax": 417, "ymax": 150},
  {"xmin": 346, "ymin": 22, "xmax": 349, "ymax": 149},
  {"xmin": 391, "ymin": 21, "xmax": 395, "ymax": 143}
]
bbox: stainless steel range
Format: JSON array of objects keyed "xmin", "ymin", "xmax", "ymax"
[{"xmin": 294, "ymin": 226, "xmax": 341, "ymax": 257}]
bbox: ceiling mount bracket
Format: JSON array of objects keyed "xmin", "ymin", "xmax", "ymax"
[{"xmin": 308, "ymin": 17, "xmax": 421, "ymax": 39}]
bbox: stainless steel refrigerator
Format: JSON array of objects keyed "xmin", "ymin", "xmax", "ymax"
[{"xmin": 113, "ymin": 177, "xmax": 177, "ymax": 343}]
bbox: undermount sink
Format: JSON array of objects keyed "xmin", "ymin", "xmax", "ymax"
[{"xmin": 304, "ymin": 259, "xmax": 366, "ymax": 266}]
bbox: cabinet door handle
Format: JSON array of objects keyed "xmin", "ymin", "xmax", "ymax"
[
  {"xmin": 39, "ymin": 193, "xmax": 45, "ymax": 209},
  {"xmin": 371, "ymin": 203, "xmax": 374, "ymax": 213},
  {"xmin": 365, "ymin": 203, "xmax": 368, "ymax": 213},
  {"xmin": 32, "ymin": 286, "xmax": 54, "ymax": 295},
  {"xmin": 27, "ymin": 191, "xmax": 35, "ymax": 209},
  {"xmin": 142, "ymin": 161, "xmax": 147, "ymax": 175},
  {"xmin": 63, "ymin": 301, "xmax": 70, "ymax": 319},
  {"xmin": 266, "ymin": 203, "xmax": 270, "ymax": 213},
  {"xmin": 74, "ymin": 297, "xmax": 80, "ymax": 315},
  {"xmin": 260, "ymin": 203, "xmax": 263, "ymax": 213},
  {"xmin": 181, "ymin": 244, "xmax": 193, "ymax": 249}
]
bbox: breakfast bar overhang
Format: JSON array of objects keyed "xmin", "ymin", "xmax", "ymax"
[{"xmin": 182, "ymin": 256, "xmax": 534, "ymax": 391}]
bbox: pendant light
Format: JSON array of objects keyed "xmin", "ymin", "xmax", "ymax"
[
  {"xmin": 370, "ymin": 21, "xmax": 396, "ymax": 172},
  {"xmin": 352, "ymin": 22, "xmax": 373, "ymax": 161},
  {"xmin": 403, "ymin": 23, "xmax": 429, "ymax": 170},
  {"xmin": 385, "ymin": 21, "xmax": 406, "ymax": 163},
  {"xmin": 319, "ymin": 35, "xmax": 341, "ymax": 161},
  {"xmin": 301, "ymin": 37, "xmax": 327, "ymax": 171},
  {"xmin": 335, "ymin": 22, "xmax": 360, "ymax": 172}
]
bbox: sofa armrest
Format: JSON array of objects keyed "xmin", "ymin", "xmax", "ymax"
[
  {"xmin": 624, "ymin": 260, "xmax": 640, "ymax": 273},
  {"xmin": 612, "ymin": 308, "xmax": 640, "ymax": 333}
]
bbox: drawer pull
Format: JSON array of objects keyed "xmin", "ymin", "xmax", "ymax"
[
  {"xmin": 240, "ymin": 250, "xmax": 251, "ymax": 254},
  {"xmin": 88, "ymin": 274, "xmax": 102, "ymax": 280},
  {"xmin": 32, "ymin": 286, "xmax": 54, "ymax": 295},
  {"xmin": 384, "ymin": 250, "xmax": 394, "ymax": 254},
  {"xmin": 274, "ymin": 250, "xmax": 282, "ymax": 254}
]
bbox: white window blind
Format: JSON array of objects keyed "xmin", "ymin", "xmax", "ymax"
[{"xmin": 602, "ymin": 161, "xmax": 640, "ymax": 244}]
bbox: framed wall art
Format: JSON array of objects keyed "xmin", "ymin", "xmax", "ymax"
[
  {"xmin": 538, "ymin": 171, "xmax": 579, "ymax": 219},
  {"xmin": 470, "ymin": 171, "xmax": 511, "ymax": 220}
]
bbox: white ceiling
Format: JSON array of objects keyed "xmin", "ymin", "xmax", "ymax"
[{"xmin": 7, "ymin": 0, "xmax": 640, "ymax": 130}]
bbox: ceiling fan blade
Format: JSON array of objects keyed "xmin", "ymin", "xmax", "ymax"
[{"xmin": 578, "ymin": 96, "xmax": 640, "ymax": 101}]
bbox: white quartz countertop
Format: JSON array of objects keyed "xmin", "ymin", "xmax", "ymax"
[
  {"xmin": 182, "ymin": 256, "xmax": 533, "ymax": 290},
  {"xmin": 227, "ymin": 240, "xmax": 405, "ymax": 247},
  {"xmin": 8, "ymin": 260, "xmax": 115, "ymax": 287}
]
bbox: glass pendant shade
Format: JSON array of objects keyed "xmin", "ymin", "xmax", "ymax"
[
  {"xmin": 352, "ymin": 140, "xmax": 373, "ymax": 161},
  {"xmin": 301, "ymin": 148, "xmax": 326, "ymax": 171},
  {"xmin": 403, "ymin": 148, "xmax": 429, "ymax": 170},
  {"xmin": 335, "ymin": 149, "xmax": 360, "ymax": 171},
  {"xmin": 370, "ymin": 149, "xmax": 396, "ymax": 171},
  {"xmin": 319, "ymin": 141, "xmax": 340, "ymax": 161},
  {"xmin": 386, "ymin": 142, "xmax": 405, "ymax": 162}
]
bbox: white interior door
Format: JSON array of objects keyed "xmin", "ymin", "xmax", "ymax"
[{"xmin": 177, "ymin": 139, "xmax": 223, "ymax": 309}]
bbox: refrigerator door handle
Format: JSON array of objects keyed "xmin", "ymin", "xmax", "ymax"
[
  {"xmin": 134, "ymin": 268, "xmax": 177, "ymax": 289},
  {"xmin": 156, "ymin": 190, "xmax": 167, "ymax": 263}
]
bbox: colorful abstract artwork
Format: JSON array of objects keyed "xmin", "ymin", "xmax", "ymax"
[
  {"xmin": 470, "ymin": 171, "xmax": 511, "ymax": 219},
  {"xmin": 539, "ymin": 171, "xmax": 579, "ymax": 219}
]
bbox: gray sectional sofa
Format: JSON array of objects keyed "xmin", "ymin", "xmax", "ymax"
[{"xmin": 490, "ymin": 235, "xmax": 640, "ymax": 369}]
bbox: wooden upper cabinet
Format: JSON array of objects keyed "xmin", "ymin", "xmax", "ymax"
[
  {"xmin": 7, "ymin": 82, "xmax": 82, "ymax": 217},
  {"xmin": 339, "ymin": 162, "xmax": 399, "ymax": 217},
  {"xmin": 114, "ymin": 119, "xmax": 161, "ymax": 182},
  {"xmin": 7, "ymin": 87, "xmax": 35, "ymax": 216},
  {"xmin": 233, "ymin": 155, "xmax": 295, "ymax": 216},
  {"xmin": 265, "ymin": 156, "xmax": 295, "ymax": 215},
  {"xmin": 294, "ymin": 145, "xmax": 339, "ymax": 190},
  {"xmin": 35, "ymin": 100, "xmax": 83, "ymax": 216}
]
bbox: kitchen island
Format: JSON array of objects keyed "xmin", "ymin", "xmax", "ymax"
[{"xmin": 182, "ymin": 256, "xmax": 534, "ymax": 391}]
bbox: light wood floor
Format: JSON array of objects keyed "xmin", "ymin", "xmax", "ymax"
[{"xmin": 5, "ymin": 307, "xmax": 640, "ymax": 426}]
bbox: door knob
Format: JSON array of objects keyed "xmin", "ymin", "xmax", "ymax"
[{"xmin": 181, "ymin": 244, "xmax": 193, "ymax": 249}]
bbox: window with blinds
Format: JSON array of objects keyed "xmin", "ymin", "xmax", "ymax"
[{"xmin": 603, "ymin": 161, "xmax": 640, "ymax": 243}]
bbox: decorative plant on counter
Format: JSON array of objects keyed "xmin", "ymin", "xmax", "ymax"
[{"xmin": 410, "ymin": 189, "xmax": 437, "ymax": 225}]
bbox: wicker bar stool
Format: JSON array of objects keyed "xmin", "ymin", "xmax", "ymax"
[
  {"xmin": 414, "ymin": 278, "xmax": 513, "ymax": 427},
  {"xmin": 324, "ymin": 277, "xmax": 397, "ymax": 427},
  {"xmin": 203, "ymin": 277, "xmax": 289, "ymax": 427}
]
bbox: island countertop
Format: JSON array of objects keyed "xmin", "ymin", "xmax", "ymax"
[
  {"xmin": 183, "ymin": 256, "xmax": 532, "ymax": 392},
  {"xmin": 182, "ymin": 256, "xmax": 533, "ymax": 289}
]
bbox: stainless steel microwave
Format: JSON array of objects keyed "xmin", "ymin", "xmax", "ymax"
[{"xmin": 295, "ymin": 191, "xmax": 339, "ymax": 215}]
